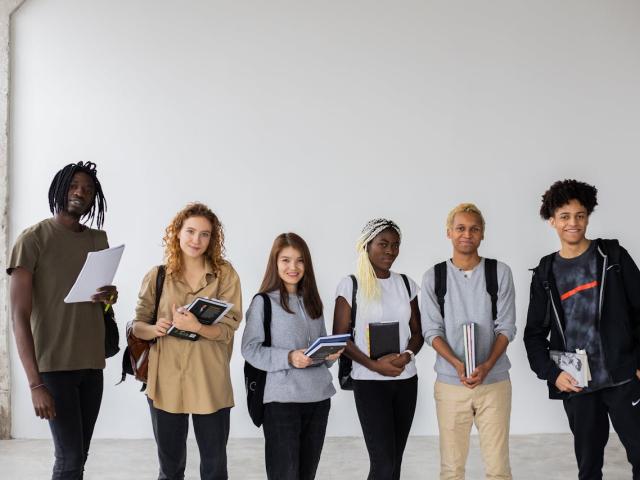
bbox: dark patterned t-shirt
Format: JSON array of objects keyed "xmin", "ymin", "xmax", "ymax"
[{"xmin": 553, "ymin": 241, "xmax": 612, "ymax": 391}]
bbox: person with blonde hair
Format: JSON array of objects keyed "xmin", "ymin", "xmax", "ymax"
[
  {"xmin": 333, "ymin": 218, "xmax": 423, "ymax": 480},
  {"xmin": 132, "ymin": 202, "xmax": 242, "ymax": 480},
  {"xmin": 422, "ymin": 203, "xmax": 516, "ymax": 480}
]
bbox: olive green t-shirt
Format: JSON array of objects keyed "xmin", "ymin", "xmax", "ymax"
[{"xmin": 8, "ymin": 218, "xmax": 109, "ymax": 372}]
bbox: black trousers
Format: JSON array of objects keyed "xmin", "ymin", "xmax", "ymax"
[
  {"xmin": 563, "ymin": 376, "xmax": 640, "ymax": 480},
  {"xmin": 148, "ymin": 398, "xmax": 230, "ymax": 480},
  {"xmin": 262, "ymin": 399, "xmax": 331, "ymax": 480},
  {"xmin": 41, "ymin": 369, "xmax": 103, "ymax": 480},
  {"xmin": 353, "ymin": 376, "xmax": 418, "ymax": 480}
]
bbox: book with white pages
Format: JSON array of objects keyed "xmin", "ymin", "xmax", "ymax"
[
  {"xmin": 462, "ymin": 322, "xmax": 477, "ymax": 378},
  {"xmin": 304, "ymin": 334, "xmax": 350, "ymax": 361},
  {"xmin": 550, "ymin": 349, "xmax": 591, "ymax": 388}
]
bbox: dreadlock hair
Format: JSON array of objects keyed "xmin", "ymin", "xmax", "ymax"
[
  {"xmin": 48, "ymin": 161, "xmax": 107, "ymax": 229},
  {"xmin": 539, "ymin": 179, "xmax": 598, "ymax": 220},
  {"xmin": 355, "ymin": 218, "xmax": 402, "ymax": 301}
]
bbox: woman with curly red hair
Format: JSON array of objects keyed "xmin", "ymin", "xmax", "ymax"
[{"xmin": 132, "ymin": 202, "xmax": 242, "ymax": 480}]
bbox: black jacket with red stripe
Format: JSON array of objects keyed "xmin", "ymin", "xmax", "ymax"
[{"xmin": 524, "ymin": 238, "xmax": 640, "ymax": 399}]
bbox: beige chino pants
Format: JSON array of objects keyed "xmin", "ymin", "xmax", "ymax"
[{"xmin": 434, "ymin": 380, "xmax": 512, "ymax": 480}]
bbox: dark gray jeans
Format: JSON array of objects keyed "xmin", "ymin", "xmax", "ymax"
[
  {"xmin": 263, "ymin": 399, "xmax": 331, "ymax": 480},
  {"xmin": 41, "ymin": 369, "xmax": 103, "ymax": 480},
  {"xmin": 147, "ymin": 398, "xmax": 230, "ymax": 480}
]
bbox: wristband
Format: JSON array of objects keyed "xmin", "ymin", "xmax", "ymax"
[
  {"xmin": 30, "ymin": 383, "xmax": 45, "ymax": 391},
  {"xmin": 403, "ymin": 349, "xmax": 415, "ymax": 361}
]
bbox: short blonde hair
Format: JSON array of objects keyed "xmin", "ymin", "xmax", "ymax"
[{"xmin": 446, "ymin": 203, "xmax": 485, "ymax": 231}]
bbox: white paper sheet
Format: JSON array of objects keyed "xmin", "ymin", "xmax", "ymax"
[{"xmin": 64, "ymin": 244, "xmax": 125, "ymax": 303}]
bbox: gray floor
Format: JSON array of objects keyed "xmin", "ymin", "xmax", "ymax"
[{"xmin": 0, "ymin": 434, "xmax": 631, "ymax": 479}]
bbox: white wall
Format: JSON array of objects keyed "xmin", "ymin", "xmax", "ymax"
[{"xmin": 9, "ymin": 0, "xmax": 640, "ymax": 439}]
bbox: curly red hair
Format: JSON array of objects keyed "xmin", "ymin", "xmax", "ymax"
[{"xmin": 163, "ymin": 202, "xmax": 226, "ymax": 276}]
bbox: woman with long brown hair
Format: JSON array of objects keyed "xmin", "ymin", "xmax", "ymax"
[
  {"xmin": 132, "ymin": 202, "xmax": 242, "ymax": 480},
  {"xmin": 241, "ymin": 233, "xmax": 341, "ymax": 480}
]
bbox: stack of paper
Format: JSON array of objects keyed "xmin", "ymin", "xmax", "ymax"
[{"xmin": 462, "ymin": 322, "xmax": 476, "ymax": 377}]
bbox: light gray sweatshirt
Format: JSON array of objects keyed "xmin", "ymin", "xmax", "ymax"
[
  {"xmin": 241, "ymin": 291, "xmax": 336, "ymax": 403},
  {"xmin": 421, "ymin": 258, "xmax": 517, "ymax": 386}
]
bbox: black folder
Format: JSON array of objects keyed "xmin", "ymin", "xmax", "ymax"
[{"xmin": 369, "ymin": 322, "xmax": 400, "ymax": 360}]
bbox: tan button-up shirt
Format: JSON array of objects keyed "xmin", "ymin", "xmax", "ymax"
[{"xmin": 134, "ymin": 261, "xmax": 242, "ymax": 414}]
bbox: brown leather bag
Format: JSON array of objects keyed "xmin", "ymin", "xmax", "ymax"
[{"xmin": 120, "ymin": 265, "xmax": 165, "ymax": 386}]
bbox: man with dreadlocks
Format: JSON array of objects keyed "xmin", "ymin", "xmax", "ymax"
[{"xmin": 8, "ymin": 161, "xmax": 118, "ymax": 479}]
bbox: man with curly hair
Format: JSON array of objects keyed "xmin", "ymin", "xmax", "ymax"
[
  {"xmin": 524, "ymin": 179, "xmax": 640, "ymax": 479},
  {"xmin": 7, "ymin": 162, "xmax": 118, "ymax": 479}
]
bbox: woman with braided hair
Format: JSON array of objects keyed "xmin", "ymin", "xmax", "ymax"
[{"xmin": 333, "ymin": 218, "xmax": 424, "ymax": 480}]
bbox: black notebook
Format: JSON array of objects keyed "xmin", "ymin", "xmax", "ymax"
[
  {"xmin": 368, "ymin": 322, "xmax": 400, "ymax": 360},
  {"xmin": 167, "ymin": 297, "xmax": 233, "ymax": 341}
]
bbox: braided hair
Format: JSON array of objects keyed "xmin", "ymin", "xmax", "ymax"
[
  {"xmin": 355, "ymin": 218, "xmax": 402, "ymax": 300},
  {"xmin": 48, "ymin": 161, "xmax": 107, "ymax": 229}
]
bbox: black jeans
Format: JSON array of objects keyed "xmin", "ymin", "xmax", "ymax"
[
  {"xmin": 353, "ymin": 376, "xmax": 418, "ymax": 480},
  {"xmin": 40, "ymin": 369, "xmax": 103, "ymax": 480},
  {"xmin": 262, "ymin": 399, "xmax": 331, "ymax": 480},
  {"xmin": 148, "ymin": 398, "xmax": 230, "ymax": 480},
  {"xmin": 563, "ymin": 376, "xmax": 640, "ymax": 480}
]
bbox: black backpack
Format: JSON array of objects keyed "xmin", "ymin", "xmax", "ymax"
[
  {"xmin": 338, "ymin": 274, "xmax": 411, "ymax": 390},
  {"xmin": 434, "ymin": 258, "xmax": 499, "ymax": 321},
  {"xmin": 244, "ymin": 293, "xmax": 272, "ymax": 427}
]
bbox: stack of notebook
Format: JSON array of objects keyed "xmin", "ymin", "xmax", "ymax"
[{"xmin": 462, "ymin": 322, "xmax": 476, "ymax": 377}]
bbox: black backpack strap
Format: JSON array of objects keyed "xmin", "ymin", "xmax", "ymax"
[
  {"xmin": 258, "ymin": 293, "xmax": 272, "ymax": 347},
  {"xmin": 599, "ymin": 238, "xmax": 621, "ymax": 265},
  {"xmin": 400, "ymin": 273, "xmax": 411, "ymax": 298},
  {"xmin": 133, "ymin": 265, "xmax": 166, "ymax": 390},
  {"xmin": 152, "ymin": 265, "xmax": 166, "ymax": 325},
  {"xmin": 434, "ymin": 261, "xmax": 447, "ymax": 318},
  {"xmin": 534, "ymin": 253, "xmax": 555, "ymax": 329},
  {"xmin": 349, "ymin": 275, "xmax": 358, "ymax": 332},
  {"xmin": 484, "ymin": 258, "xmax": 498, "ymax": 321}
]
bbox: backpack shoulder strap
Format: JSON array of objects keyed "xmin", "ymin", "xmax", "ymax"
[
  {"xmin": 434, "ymin": 261, "xmax": 447, "ymax": 318},
  {"xmin": 536, "ymin": 253, "xmax": 554, "ymax": 287},
  {"xmin": 484, "ymin": 258, "xmax": 498, "ymax": 321},
  {"xmin": 257, "ymin": 292, "xmax": 272, "ymax": 346},
  {"xmin": 599, "ymin": 238, "xmax": 621, "ymax": 264},
  {"xmin": 152, "ymin": 265, "xmax": 166, "ymax": 325},
  {"xmin": 400, "ymin": 273, "xmax": 411, "ymax": 298},
  {"xmin": 349, "ymin": 274, "xmax": 358, "ymax": 329}
]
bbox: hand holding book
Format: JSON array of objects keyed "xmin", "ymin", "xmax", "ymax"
[
  {"xmin": 289, "ymin": 349, "xmax": 314, "ymax": 369},
  {"xmin": 372, "ymin": 353, "xmax": 404, "ymax": 377},
  {"xmin": 554, "ymin": 371, "xmax": 583, "ymax": 393},
  {"xmin": 464, "ymin": 363, "xmax": 491, "ymax": 388},
  {"xmin": 171, "ymin": 304, "xmax": 202, "ymax": 334}
]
